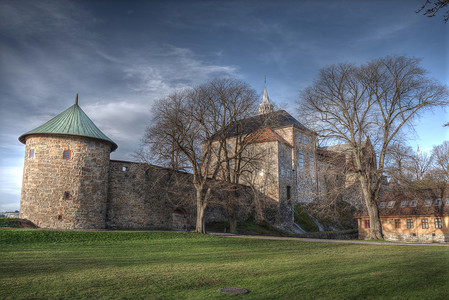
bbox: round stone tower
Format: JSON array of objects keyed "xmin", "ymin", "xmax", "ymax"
[{"xmin": 18, "ymin": 95, "xmax": 118, "ymax": 229}]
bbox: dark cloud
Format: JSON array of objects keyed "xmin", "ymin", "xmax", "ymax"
[{"xmin": 0, "ymin": 0, "xmax": 447, "ymax": 210}]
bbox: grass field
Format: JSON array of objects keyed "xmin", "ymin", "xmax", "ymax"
[{"xmin": 1, "ymin": 230, "xmax": 448, "ymax": 299}]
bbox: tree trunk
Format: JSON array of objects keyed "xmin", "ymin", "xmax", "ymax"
[
  {"xmin": 359, "ymin": 175, "xmax": 384, "ymax": 239},
  {"xmin": 195, "ymin": 187, "xmax": 207, "ymax": 234},
  {"xmin": 229, "ymin": 214, "xmax": 237, "ymax": 234}
]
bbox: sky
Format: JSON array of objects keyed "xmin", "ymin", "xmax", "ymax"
[{"xmin": 0, "ymin": 0, "xmax": 448, "ymax": 211}]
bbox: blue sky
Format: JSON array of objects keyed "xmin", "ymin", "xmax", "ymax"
[{"xmin": 0, "ymin": 0, "xmax": 448, "ymax": 211}]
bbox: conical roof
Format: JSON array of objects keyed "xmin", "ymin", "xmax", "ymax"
[
  {"xmin": 19, "ymin": 95, "xmax": 118, "ymax": 152},
  {"xmin": 258, "ymin": 79, "xmax": 274, "ymax": 115}
]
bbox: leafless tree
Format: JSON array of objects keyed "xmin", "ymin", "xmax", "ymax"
[
  {"xmin": 144, "ymin": 78, "xmax": 259, "ymax": 233},
  {"xmin": 431, "ymin": 141, "xmax": 449, "ymax": 184},
  {"xmin": 407, "ymin": 149, "xmax": 434, "ymax": 181},
  {"xmin": 298, "ymin": 55, "xmax": 448, "ymax": 239},
  {"xmin": 385, "ymin": 143, "xmax": 414, "ymax": 184},
  {"xmin": 417, "ymin": 0, "xmax": 449, "ymax": 22}
]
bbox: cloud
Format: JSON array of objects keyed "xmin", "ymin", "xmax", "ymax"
[{"xmin": 0, "ymin": 1, "xmax": 239, "ymax": 210}]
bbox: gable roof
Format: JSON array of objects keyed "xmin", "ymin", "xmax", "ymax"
[
  {"xmin": 245, "ymin": 127, "xmax": 293, "ymax": 148},
  {"xmin": 357, "ymin": 188, "xmax": 449, "ymax": 218},
  {"xmin": 216, "ymin": 110, "xmax": 312, "ymax": 140},
  {"xmin": 18, "ymin": 96, "xmax": 118, "ymax": 151}
]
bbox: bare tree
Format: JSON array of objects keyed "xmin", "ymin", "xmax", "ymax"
[
  {"xmin": 144, "ymin": 78, "xmax": 258, "ymax": 233},
  {"xmin": 298, "ymin": 55, "xmax": 448, "ymax": 239},
  {"xmin": 417, "ymin": 0, "xmax": 449, "ymax": 22},
  {"xmin": 385, "ymin": 143, "xmax": 414, "ymax": 184},
  {"xmin": 407, "ymin": 149, "xmax": 433, "ymax": 181},
  {"xmin": 431, "ymin": 140, "xmax": 449, "ymax": 184}
]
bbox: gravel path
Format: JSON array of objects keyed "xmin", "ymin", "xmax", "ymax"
[{"xmin": 210, "ymin": 232, "xmax": 449, "ymax": 247}]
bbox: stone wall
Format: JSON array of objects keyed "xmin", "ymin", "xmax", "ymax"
[
  {"xmin": 106, "ymin": 161, "xmax": 233, "ymax": 229},
  {"xmin": 20, "ymin": 135, "xmax": 111, "ymax": 229}
]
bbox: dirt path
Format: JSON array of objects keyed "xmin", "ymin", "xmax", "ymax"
[{"xmin": 210, "ymin": 232, "xmax": 449, "ymax": 247}]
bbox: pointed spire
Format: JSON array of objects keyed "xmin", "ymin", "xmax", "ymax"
[
  {"xmin": 258, "ymin": 77, "xmax": 274, "ymax": 115},
  {"xmin": 75, "ymin": 93, "xmax": 78, "ymax": 105}
]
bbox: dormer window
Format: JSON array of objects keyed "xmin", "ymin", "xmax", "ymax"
[
  {"xmin": 63, "ymin": 150, "xmax": 71, "ymax": 159},
  {"xmin": 387, "ymin": 201, "xmax": 395, "ymax": 208},
  {"xmin": 424, "ymin": 200, "xmax": 432, "ymax": 207},
  {"xmin": 29, "ymin": 149, "xmax": 35, "ymax": 158},
  {"xmin": 434, "ymin": 199, "xmax": 441, "ymax": 206},
  {"xmin": 379, "ymin": 202, "xmax": 386, "ymax": 208},
  {"xmin": 410, "ymin": 200, "xmax": 417, "ymax": 207},
  {"xmin": 400, "ymin": 201, "xmax": 408, "ymax": 207}
]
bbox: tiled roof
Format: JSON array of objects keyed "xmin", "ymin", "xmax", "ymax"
[
  {"xmin": 213, "ymin": 110, "xmax": 312, "ymax": 140},
  {"xmin": 19, "ymin": 95, "xmax": 118, "ymax": 151},
  {"xmin": 357, "ymin": 188, "xmax": 449, "ymax": 217},
  {"xmin": 245, "ymin": 127, "xmax": 293, "ymax": 147}
]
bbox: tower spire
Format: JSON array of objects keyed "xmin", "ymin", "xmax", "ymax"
[
  {"xmin": 258, "ymin": 77, "xmax": 274, "ymax": 115},
  {"xmin": 75, "ymin": 93, "xmax": 78, "ymax": 105}
]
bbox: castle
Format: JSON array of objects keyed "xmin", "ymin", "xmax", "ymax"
[{"xmin": 18, "ymin": 88, "xmax": 348, "ymax": 230}]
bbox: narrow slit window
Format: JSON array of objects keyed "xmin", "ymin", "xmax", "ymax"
[
  {"xmin": 58, "ymin": 215, "xmax": 62, "ymax": 220},
  {"xmin": 64, "ymin": 191, "xmax": 71, "ymax": 200},
  {"xmin": 298, "ymin": 152, "xmax": 303, "ymax": 167},
  {"xmin": 29, "ymin": 149, "xmax": 35, "ymax": 158},
  {"xmin": 401, "ymin": 201, "xmax": 408, "ymax": 207},
  {"xmin": 379, "ymin": 202, "xmax": 386, "ymax": 208},
  {"xmin": 286, "ymin": 186, "xmax": 291, "ymax": 200},
  {"xmin": 63, "ymin": 150, "xmax": 71, "ymax": 159}
]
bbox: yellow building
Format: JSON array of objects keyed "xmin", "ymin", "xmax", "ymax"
[{"xmin": 357, "ymin": 190, "xmax": 449, "ymax": 242}]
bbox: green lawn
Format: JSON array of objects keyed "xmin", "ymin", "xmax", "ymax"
[{"xmin": 1, "ymin": 230, "xmax": 448, "ymax": 299}]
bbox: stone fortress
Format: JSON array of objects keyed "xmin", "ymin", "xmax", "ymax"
[{"xmin": 18, "ymin": 87, "xmax": 354, "ymax": 230}]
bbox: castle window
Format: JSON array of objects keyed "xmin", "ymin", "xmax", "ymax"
[
  {"xmin": 22, "ymin": 191, "xmax": 26, "ymax": 199},
  {"xmin": 410, "ymin": 200, "xmax": 417, "ymax": 207},
  {"xmin": 259, "ymin": 186, "xmax": 265, "ymax": 195},
  {"xmin": 287, "ymin": 186, "xmax": 291, "ymax": 199},
  {"xmin": 422, "ymin": 219, "xmax": 428, "ymax": 229},
  {"xmin": 298, "ymin": 133, "xmax": 302, "ymax": 143},
  {"xmin": 379, "ymin": 202, "xmax": 386, "ymax": 208},
  {"xmin": 310, "ymin": 155, "xmax": 314, "ymax": 167},
  {"xmin": 434, "ymin": 199, "xmax": 441, "ymax": 206},
  {"xmin": 309, "ymin": 138, "xmax": 313, "ymax": 145},
  {"xmin": 407, "ymin": 219, "xmax": 413, "ymax": 229},
  {"xmin": 435, "ymin": 218, "xmax": 442, "ymax": 229},
  {"xmin": 29, "ymin": 149, "xmax": 35, "ymax": 158},
  {"xmin": 64, "ymin": 191, "xmax": 71, "ymax": 200},
  {"xmin": 400, "ymin": 201, "xmax": 408, "ymax": 207},
  {"xmin": 122, "ymin": 166, "xmax": 128, "ymax": 172},
  {"xmin": 424, "ymin": 200, "xmax": 432, "ymax": 206},
  {"xmin": 63, "ymin": 150, "xmax": 71, "ymax": 159},
  {"xmin": 304, "ymin": 136, "xmax": 308, "ymax": 144},
  {"xmin": 298, "ymin": 152, "xmax": 303, "ymax": 167},
  {"xmin": 58, "ymin": 215, "xmax": 62, "ymax": 220},
  {"xmin": 394, "ymin": 219, "xmax": 401, "ymax": 229},
  {"xmin": 364, "ymin": 220, "xmax": 370, "ymax": 229},
  {"xmin": 387, "ymin": 201, "xmax": 395, "ymax": 208}
]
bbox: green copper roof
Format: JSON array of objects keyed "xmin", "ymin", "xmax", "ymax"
[{"xmin": 19, "ymin": 95, "xmax": 118, "ymax": 152}]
